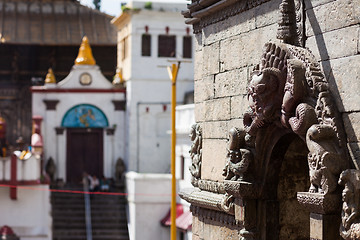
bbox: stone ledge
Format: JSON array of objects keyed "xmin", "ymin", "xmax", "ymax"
[
  {"xmin": 224, "ymin": 180, "xmax": 259, "ymax": 199},
  {"xmin": 297, "ymin": 192, "xmax": 341, "ymax": 214},
  {"xmin": 179, "ymin": 187, "xmax": 234, "ymax": 215}
]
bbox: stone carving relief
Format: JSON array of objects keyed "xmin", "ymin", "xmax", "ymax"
[
  {"xmin": 338, "ymin": 169, "xmax": 360, "ymax": 240},
  {"xmin": 223, "ymin": 127, "xmax": 253, "ymax": 181},
  {"xmin": 189, "ymin": 123, "xmax": 202, "ymax": 187},
  {"xmin": 239, "ymin": 42, "xmax": 349, "ymax": 196}
]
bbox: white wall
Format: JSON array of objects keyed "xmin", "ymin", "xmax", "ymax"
[
  {"xmin": 126, "ymin": 172, "xmax": 173, "ymax": 240},
  {"xmin": 0, "ymin": 185, "xmax": 52, "ymax": 240},
  {"xmin": 114, "ymin": 4, "xmax": 195, "ymax": 173}
]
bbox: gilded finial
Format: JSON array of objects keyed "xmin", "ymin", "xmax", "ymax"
[
  {"xmin": 45, "ymin": 68, "xmax": 56, "ymax": 84},
  {"xmin": 75, "ymin": 36, "xmax": 96, "ymax": 65}
]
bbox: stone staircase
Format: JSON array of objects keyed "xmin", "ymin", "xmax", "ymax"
[{"xmin": 51, "ymin": 186, "xmax": 129, "ymax": 240}]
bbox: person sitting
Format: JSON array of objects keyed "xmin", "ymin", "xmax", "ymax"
[{"xmin": 100, "ymin": 176, "xmax": 110, "ymax": 192}]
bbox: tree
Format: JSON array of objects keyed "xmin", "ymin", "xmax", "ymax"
[{"xmin": 93, "ymin": 0, "xmax": 101, "ymax": 10}]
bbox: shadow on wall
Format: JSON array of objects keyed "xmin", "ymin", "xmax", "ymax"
[{"xmin": 305, "ymin": 0, "xmax": 359, "ymax": 169}]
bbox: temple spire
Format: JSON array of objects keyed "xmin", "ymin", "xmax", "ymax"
[{"xmin": 74, "ymin": 36, "xmax": 96, "ymax": 65}]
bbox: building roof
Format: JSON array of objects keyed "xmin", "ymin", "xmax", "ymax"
[{"xmin": 0, "ymin": 0, "xmax": 116, "ymax": 45}]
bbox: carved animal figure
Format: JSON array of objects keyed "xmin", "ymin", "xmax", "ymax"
[
  {"xmin": 189, "ymin": 124, "xmax": 202, "ymax": 181},
  {"xmin": 306, "ymin": 124, "xmax": 346, "ymax": 194},
  {"xmin": 223, "ymin": 128, "xmax": 253, "ymax": 181},
  {"xmin": 338, "ymin": 169, "xmax": 360, "ymax": 240}
]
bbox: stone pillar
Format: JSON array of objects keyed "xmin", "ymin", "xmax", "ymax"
[{"xmin": 297, "ymin": 192, "xmax": 342, "ymax": 240}]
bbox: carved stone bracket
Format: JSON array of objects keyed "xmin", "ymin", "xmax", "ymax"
[
  {"xmin": 297, "ymin": 192, "xmax": 341, "ymax": 215},
  {"xmin": 179, "ymin": 187, "xmax": 235, "ymax": 215},
  {"xmin": 224, "ymin": 180, "xmax": 258, "ymax": 199},
  {"xmin": 197, "ymin": 179, "xmax": 225, "ymax": 194}
]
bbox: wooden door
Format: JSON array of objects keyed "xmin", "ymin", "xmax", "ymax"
[{"xmin": 66, "ymin": 128, "xmax": 103, "ymax": 183}]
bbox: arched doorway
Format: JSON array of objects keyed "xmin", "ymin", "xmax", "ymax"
[
  {"xmin": 62, "ymin": 104, "xmax": 108, "ymax": 183},
  {"xmin": 277, "ymin": 136, "xmax": 310, "ymax": 239}
]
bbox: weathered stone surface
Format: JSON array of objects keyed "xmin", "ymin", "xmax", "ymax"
[
  {"xmin": 194, "ymin": 102, "xmax": 206, "ymax": 122},
  {"xmin": 192, "ymin": 215, "xmax": 203, "ymax": 238},
  {"xmin": 214, "ymin": 68, "xmax": 248, "ymax": 98},
  {"xmin": 204, "ymin": 98, "xmax": 231, "ymax": 121},
  {"xmin": 219, "ymin": 24, "xmax": 278, "ymax": 71},
  {"xmin": 230, "ymin": 95, "xmax": 249, "ymax": 120},
  {"xmin": 254, "ymin": 0, "xmax": 282, "ymax": 28},
  {"xmin": 195, "ymin": 33, "xmax": 203, "ymax": 52},
  {"xmin": 203, "ymin": 121, "xmax": 228, "ymax": 139},
  {"xmin": 203, "ymin": 42, "xmax": 220, "ymax": 76},
  {"xmin": 203, "ymin": 9, "xmax": 255, "ymax": 46},
  {"xmin": 227, "ymin": 118, "xmax": 244, "ymax": 133},
  {"xmin": 343, "ymin": 112, "xmax": 360, "ymax": 142},
  {"xmin": 306, "ymin": 25, "xmax": 358, "ymax": 61},
  {"xmin": 305, "ymin": 0, "xmax": 360, "ymax": 37},
  {"xmin": 202, "ymin": 139, "xmax": 227, "ymax": 181},
  {"xmin": 347, "ymin": 142, "xmax": 360, "ymax": 169},
  {"xmin": 304, "ymin": 0, "xmax": 335, "ymax": 10},
  {"xmin": 325, "ymin": 55, "xmax": 360, "ymax": 112},
  {"xmin": 202, "ymin": 218, "xmax": 240, "ymax": 240},
  {"xmin": 194, "ymin": 50, "xmax": 204, "ymax": 81},
  {"xmin": 194, "ymin": 75, "xmax": 214, "ymax": 103}
]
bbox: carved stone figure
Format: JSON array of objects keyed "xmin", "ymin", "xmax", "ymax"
[
  {"xmin": 189, "ymin": 124, "xmax": 202, "ymax": 186},
  {"xmin": 223, "ymin": 127, "xmax": 253, "ymax": 181},
  {"xmin": 306, "ymin": 124, "xmax": 347, "ymax": 194},
  {"xmin": 243, "ymin": 42, "xmax": 348, "ymax": 195},
  {"xmin": 45, "ymin": 157, "xmax": 56, "ymax": 183},
  {"xmin": 115, "ymin": 157, "xmax": 126, "ymax": 184},
  {"xmin": 338, "ymin": 169, "xmax": 360, "ymax": 239}
]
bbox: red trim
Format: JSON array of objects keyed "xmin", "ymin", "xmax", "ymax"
[
  {"xmin": 31, "ymin": 88, "xmax": 126, "ymax": 93},
  {"xmin": 10, "ymin": 154, "xmax": 17, "ymax": 200},
  {"xmin": 0, "ymin": 180, "xmax": 42, "ymax": 185}
]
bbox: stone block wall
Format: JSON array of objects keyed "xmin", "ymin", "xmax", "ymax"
[
  {"xmin": 304, "ymin": 0, "xmax": 360, "ymax": 169},
  {"xmin": 183, "ymin": 0, "xmax": 360, "ymax": 239},
  {"xmin": 193, "ymin": 0, "xmax": 282, "ymax": 182}
]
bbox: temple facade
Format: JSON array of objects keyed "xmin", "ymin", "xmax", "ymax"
[
  {"xmin": 31, "ymin": 36, "xmax": 125, "ymax": 183},
  {"xmin": 180, "ymin": 0, "xmax": 360, "ymax": 239},
  {"xmin": 0, "ymin": 0, "xmax": 117, "ymax": 148}
]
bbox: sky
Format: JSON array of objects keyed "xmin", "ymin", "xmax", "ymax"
[
  {"xmin": 79, "ymin": 0, "xmax": 123, "ymax": 16},
  {"xmin": 79, "ymin": 0, "xmax": 188, "ymax": 17}
]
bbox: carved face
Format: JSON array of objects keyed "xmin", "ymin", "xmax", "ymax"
[{"xmin": 248, "ymin": 71, "xmax": 279, "ymax": 116}]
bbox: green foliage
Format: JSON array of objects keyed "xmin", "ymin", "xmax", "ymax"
[
  {"xmin": 144, "ymin": 2, "xmax": 152, "ymax": 10},
  {"xmin": 93, "ymin": 0, "xmax": 101, "ymax": 10}
]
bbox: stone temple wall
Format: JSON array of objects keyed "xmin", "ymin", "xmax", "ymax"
[{"xmin": 182, "ymin": 0, "xmax": 360, "ymax": 239}]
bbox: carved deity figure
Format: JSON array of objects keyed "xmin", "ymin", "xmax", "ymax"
[
  {"xmin": 244, "ymin": 68, "xmax": 285, "ymax": 136},
  {"xmin": 189, "ymin": 124, "xmax": 202, "ymax": 184},
  {"xmin": 223, "ymin": 127, "xmax": 253, "ymax": 181},
  {"xmin": 242, "ymin": 42, "xmax": 348, "ymax": 195},
  {"xmin": 338, "ymin": 169, "xmax": 360, "ymax": 240}
]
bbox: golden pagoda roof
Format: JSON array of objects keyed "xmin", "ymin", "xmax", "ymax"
[
  {"xmin": 0, "ymin": 0, "xmax": 116, "ymax": 45},
  {"xmin": 75, "ymin": 36, "xmax": 96, "ymax": 65},
  {"xmin": 45, "ymin": 68, "xmax": 56, "ymax": 83}
]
